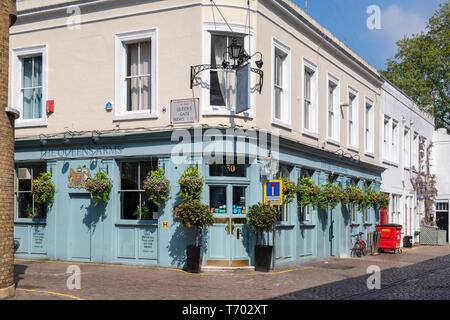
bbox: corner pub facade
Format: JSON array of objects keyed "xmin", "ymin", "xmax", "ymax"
[{"xmin": 10, "ymin": 0, "xmax": 384, "ymax": 269}]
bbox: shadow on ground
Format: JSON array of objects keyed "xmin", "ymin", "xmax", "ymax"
[{"xmin": 272, "ymin": 254, "xmax": 450, "ymax": 300}]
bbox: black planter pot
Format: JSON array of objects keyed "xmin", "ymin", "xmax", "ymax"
[
  {"xmin": 186, "ymin": 244, "xmax": 202, "ymax": 273},
  {"xmin": 254, "ymin": 245, "xmax": 273, "ymax": 272}
]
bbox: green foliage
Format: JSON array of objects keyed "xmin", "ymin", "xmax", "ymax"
[
  {"xmin": 247, "ymin": 203, "xmax": 278, "ymax": 234},
  {"xmin": 377, "ymin": 192, "xmax": 390, "ymax": 209},
  {"xmin": 85, "ymin": 171, "xmax": 112, "ymax": 206},
  {"xmin": 281, "ymin": 178, "xmax": 296, "ymax": 204},
  {"xmin": 178, "ymin": 199, "xmax": 214, "ymax": 246},
  {"xmin": 296, "ymin": 177, "xmax": 319, "ymax": 208},
  {"xmin": 317, "ymin": 183, "xmax": 342, "ymax": 210},
  {"xmin": 142, "ymin": 168, "xmax": 170, "ymax": 207},
  {"xmin": 31, "ymin": 172, "xmax": 55, "ymax": 205},
  {"xmin": 25, "ymin": 206, "xmax": 40, "ymax": 218},
  {"xmin": 133, "ymin": 203, "xmax": 151, "ymax": 220},
  {"xmin": 178, "ymin": 166, "xmax": 204, "ymax": 201},
  {"xmin": 380, "ymin": 2, "xmax": 449, "ymax": 129}
]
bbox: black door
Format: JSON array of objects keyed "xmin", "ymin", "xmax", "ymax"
[{"xmin": 436, "ymin": 212, "xmax": 449, "ymax": 243}]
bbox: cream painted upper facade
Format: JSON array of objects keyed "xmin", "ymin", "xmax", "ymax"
[{"xmin": 10, "ymin": 0, "xmax": 383, "ymax": 166}]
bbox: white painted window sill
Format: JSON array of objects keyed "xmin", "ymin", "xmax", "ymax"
[
  {"xmin": 364, "ymin": 152, "xmax": 375, "ymax": 158},
  {"xmin": 202, "ymin": 108, "xmax": 253, "ymax": 119},
  {"xmin": 302, "ymin": 129, "xmax": 319, "ymax": 140},
  {"xmin": 113, "ymin": 113, "xmax": 158, "ymax": 122},
  {"xmin": 271, "ymin": 119, "xmax": 291, "ymax": 130},
  {"xmin": 326, "ymin": 138, "xmax": 340, "ymax": 147},
  {"xmin": 347, "ymin": 145, "xmax": 359, "ymax": 153},
  {"xmin": 15, "ymin": 119, "xmax": 48, "ymax": 128}
]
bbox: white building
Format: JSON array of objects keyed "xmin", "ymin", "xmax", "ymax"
[
  {"xmin": 379, "ymin": 78, "xmax": 435, "ymax": 245},
  {"xmin": 432, "ymin": 128, "xmax": 450, "ymax": 242}
]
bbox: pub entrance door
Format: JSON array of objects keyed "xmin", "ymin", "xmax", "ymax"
[{"xmin": 206, "ymin": 184, "xmax": 251, "ymax": 267}]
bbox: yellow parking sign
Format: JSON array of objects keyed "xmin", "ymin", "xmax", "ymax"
[{"xmin": 162, "ymin": 221, "xmax": 168, "ymax": 229}]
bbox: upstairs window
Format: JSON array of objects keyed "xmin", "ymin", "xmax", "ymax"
[
  {"xmin": 365, "ymin": 98, "xmax": 374, "ymax": 154},
  {"xmin": 115, "ymin": 29, "xmax": 157, "ymax": 120},
  {"xmin": 126, "ymin": 41, "xmax": 151, "ymax": 112},
  {"xmin": 404, "ymin": 127, "xmax": 410, "ymax": 168},
  {"xmin": 210, "ymin": 34, "xmax": 244, "ymax": 110},
  {"xmin": 303, "ymin": 59, "xmax": 318, "ymax": 134},
  {"xmin": 11, "ymin": 45, "xmax": 47, "ymax": 126},
  {"xmin": 272, "ymin": 39, "xmax": 290, "ymax": 126},
  {"xmin": 327, "ymin": 75, "xmax": 339, "ymax": 142},
  {"xmin": 348, "ymin": 88, "xmax": 358, "ymax": 149},
  {"xmin": 392, "ymin": 120, "xmax": 399, "ymax": 163}
]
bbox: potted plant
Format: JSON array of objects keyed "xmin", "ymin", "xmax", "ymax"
[
  {"xmin": 133, "ymin": 203, "xmax": 151, "ymax": 220},
  {"xmin": 142, "ymin": 168, "xmax": 170, "ymax": 207},
  {"xmin": 281, "ymin": 177, "xmax": 296, "ymax": 204},
  {"xmin": 85, "ymin": 171, "xmax": 112, "ymax": 206},
  {"xmin": 25, "ymin": 206, "xmax": 40, "ymax": 219},
  {"xmin": 247, "ymin": 203, "xmax": 278, "ymax": 272},
  {"xmin": 177, "ymin": 199, "xmax": 214, "ymax": 273},
  {"xmin": 31, "ymin": 172, "xmax": 55, "ymax": 206}
]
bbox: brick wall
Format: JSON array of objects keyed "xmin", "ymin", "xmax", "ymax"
[{"xmin": 0, "ymin": 0, "xmax": 16, "ymax": 296}]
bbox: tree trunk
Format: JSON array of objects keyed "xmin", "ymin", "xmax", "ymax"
[{"xmin": 0, "ymin": 0, "xmax": 17, "ymax": 300}]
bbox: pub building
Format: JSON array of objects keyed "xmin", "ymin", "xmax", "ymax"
[{"xmin": 11, "ymin": 0, "xmax": 385, "ymax": 269}]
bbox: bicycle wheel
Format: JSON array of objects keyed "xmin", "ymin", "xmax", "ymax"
[
  {"xmin": 361, "ymin": 241, "xmax": 367, "ymax": 256},
  {"xmin": 353, "ymin": 245, "xmax": 361, "ymax": 257}
]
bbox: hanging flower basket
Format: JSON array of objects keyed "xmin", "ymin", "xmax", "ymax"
[
  {"xmin": 142, "ymin": 168, "xmax": 170, "ymax": 207},
  {"xmin": 178, "ymin": 166, "xmax": 204, "ymax": 201},
  {"xmin": 377, "ymin": 192, "xmax": 390, "ymax": 209},
  {"xmin": 317, "ymin": 182, "xmax": 342, "ymax": 210},
  {"xmin": 281, "ymin": 177, "xmax": 296, "ymax": 204},
  {"xmin": 85, "ymin": 171, "xmax": 112, "ymax": 207},
  {"xmin": 31, "ymin": 172, "xmax": 55, "ymax": 206},
  {"xmin": 296, "ymin": 177, "xmax": 319, "ymax": 209}
]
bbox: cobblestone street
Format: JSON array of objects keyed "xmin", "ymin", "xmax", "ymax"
[{"xmin": 7, "ymin": 244, "xmax": 450, "ymax": 300}]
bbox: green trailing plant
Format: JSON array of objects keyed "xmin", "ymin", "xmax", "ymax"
[
  {"xmin": 142, "ymin": 168, "xmax": 170, "ymax": 207},
  {"xmin": 317, "ymin": 183, "xmax": 342, "ymax": 210},
  {"xmin": 177, "ymin": 199, "xmax": 214, "ymax": 247},
  {"xmin": 85, "ymin": 171, "xmax": 112, "ymax": 206},
  {"xmin": 133, "ymin": 204, "xmax": 151, "ymax": 220},
  {"xmin": 344, "ymin": 186, "xmax": 364, "ymax": 207},
  {"xmin": 25, "ymin": 206, "xmax": 40, "ymax": 218},
  {"xmin": 281, "ymin": 177, "xmax": 296, "ymax": 204},
  {"xmin": 31, "ymin": 172, "xmax": 55, "ymax": 205},
  {"xmin": 366, "ymin": 188, "xmax": 379, "ymax": 209},
  {"xmin": 377, "ymin": 192, "xmax": 390, "ymax": 209},
  {"xmin": 296, "ymin": 177, "xmax": 319, "ymax": 208},
  {"xmin": 247, "ymin": 203, "xmax": 278, "ymax": 246},
  {"xmin": 178, "ymin": 166, "xmax": 204, "ymax": 201}
]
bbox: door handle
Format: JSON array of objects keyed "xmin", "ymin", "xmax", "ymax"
[
  {"xmin": 226, "ymin": 220, "xmax": 230, "ymax": 235},
  {"xmin": 231, "ymin": 220, "xmax": 235, "ymax": 235},
  {"xmin": 236, "ymin": 228, "xmax": 240, "ymax": 240}
]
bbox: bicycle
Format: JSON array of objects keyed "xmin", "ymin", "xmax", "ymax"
[{"xmin": 351, "ymin": 232, "xmax": 367, "ymax": 257}]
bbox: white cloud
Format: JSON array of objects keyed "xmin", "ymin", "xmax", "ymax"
[{"xmin": 380, "ymin": 4, "xmax": 427, "ymax": 42}]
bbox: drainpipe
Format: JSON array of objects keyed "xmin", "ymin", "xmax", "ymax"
[{"xmin": 0, "ymin": 0, "xmax": 17, "ymax": 300}]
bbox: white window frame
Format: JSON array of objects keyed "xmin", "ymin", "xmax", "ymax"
[
  {"xmin": 412, "ymin": 132, "xmax": 419, "ymax": 170},
  {"xmin": 271, "ymin": 38, "xmax": 291, "ymax": 129},
  {"xmin": 392, "ymin": 119, "xmax": 399, "ymax": 164},
  {"xmin": 403, "ymin": 126, "xmax": 410, "ymax": 168},
  {"xmin": 364, "ymin": 97, "xmax": 374, "ymax": 155},
  {"xmin": 114, "ymin": 29, "xmax": 158, "ymax": 121},
  {"xmin": 201, "ymin": 22, "xmax": 253, "ymax": 117},
  {"xmin": 11, "ymin": 45, "xmax": 48, "ymax": 128},
  {"xmin": 347, "ymin": 86, "xmax": 359, "ymax": 151},
  {"xmin": 382, "ymin": 115, "xmax": 391, "ymax": 162},
  {"xmin": 302, "ymin": 58, "xmax": 318, "ymax": 137},
  {"xmin": 326, "ymin": 74, "xmax": 340, "ymax": 144}
]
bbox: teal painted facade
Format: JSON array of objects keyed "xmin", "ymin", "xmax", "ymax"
[{"xmin": 14, "ymin": 129, "xmax": 383, "ymax": 268}]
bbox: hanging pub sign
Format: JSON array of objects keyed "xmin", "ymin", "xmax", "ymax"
[
  {"xmin": 68, "ymin": 165, "xmax": 90, "ymax": 189},
  {"xmin": 263, "ymin": 179, "xmax": 283, "ymax": 205},
  {"xmin": 170, "ymin": 98, "xmax": 199, "ymax": 124}
]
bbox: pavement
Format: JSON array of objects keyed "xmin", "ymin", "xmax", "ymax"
[{"xmin": 7, "ymin": 244, "xmax": 450, "ymax": 300}]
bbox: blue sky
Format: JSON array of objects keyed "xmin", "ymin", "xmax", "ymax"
[{"xmin": 291, "ymin": 0, "xmax": 445, "ymax": 70}]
